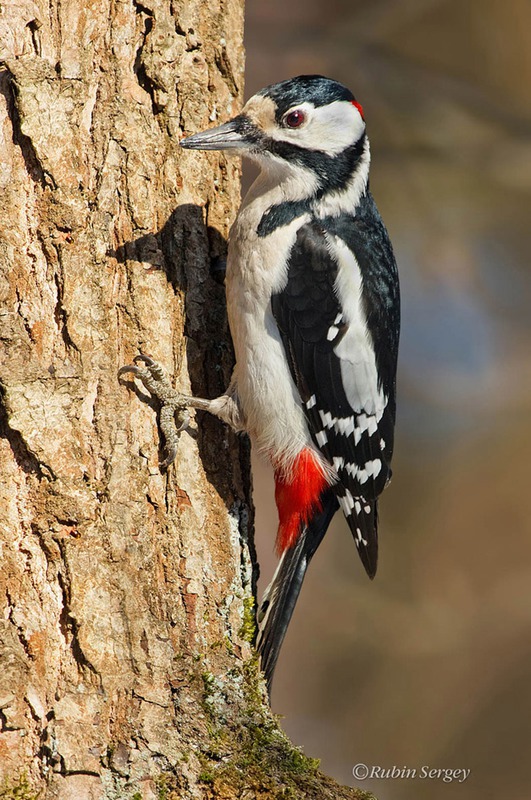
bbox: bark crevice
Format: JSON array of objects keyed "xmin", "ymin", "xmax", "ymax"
[{"xmin": 0, "ymin": 68, "xmax": 49, "ymax": 188}]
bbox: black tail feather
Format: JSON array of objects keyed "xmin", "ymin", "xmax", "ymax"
[{"xmin": 256, "ymin": 490, "xmax": 338, "ymax": 693}]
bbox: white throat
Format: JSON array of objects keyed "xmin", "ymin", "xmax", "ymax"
[{"xmin": 241, "ymin": 154, "xmax": 319, "ymax": 210}]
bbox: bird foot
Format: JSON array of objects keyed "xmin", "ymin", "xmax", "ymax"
[{"xmin": 118, "ymin": 353, "xmax": 191, "ymax": 468}]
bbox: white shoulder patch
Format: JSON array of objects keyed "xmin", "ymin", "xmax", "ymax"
[{"xmin": 324, "ymin": 234, "xmax": 386, "ymax": 418}]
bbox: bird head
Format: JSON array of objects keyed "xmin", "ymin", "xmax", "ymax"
[{"xmin": 180, "ymin": 75, "xmax": 366, "ymax": 172}]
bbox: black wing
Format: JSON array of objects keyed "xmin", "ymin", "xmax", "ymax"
[{"xmin": 270, "ymin": 193, "xmax": 399, "ymax": 577}]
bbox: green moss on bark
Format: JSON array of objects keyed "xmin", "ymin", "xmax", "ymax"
[
  {"xmin": 191, "ymin": 657, "xmax": 376, "ymax": 800},
  {"xmin": 0, "ymin": 773, "xmax": 41, "ymax": 800}
]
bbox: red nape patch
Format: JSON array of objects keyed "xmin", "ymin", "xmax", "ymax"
[
  {"xmin": 351, "ymin": 99, "xmax": 364, "ymax": 119},
  {"xmin": 274, "ymin": 450, "xmax": 328, "ymax": 554}
]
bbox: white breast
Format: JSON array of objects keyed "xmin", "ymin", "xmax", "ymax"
[{"xmin": 225, "ymin": 169, "xmax": 314, "ymax": 473}]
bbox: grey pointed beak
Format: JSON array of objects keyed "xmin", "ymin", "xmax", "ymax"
[{"xmin": 180, "ymin": 116, "xmax": 256, "ymax": 151}]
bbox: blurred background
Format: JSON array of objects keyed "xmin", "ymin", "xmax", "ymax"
[{"xmin": 243, "ymin": 1, "xmax": 531, "ymax": 798}]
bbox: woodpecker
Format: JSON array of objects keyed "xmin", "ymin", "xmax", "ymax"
[{"xmin": 120, "ymin": 75, "xmax": 400, "ymax": 691}]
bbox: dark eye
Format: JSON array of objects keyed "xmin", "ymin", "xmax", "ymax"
[{"xmin": 284, "ymin": 109, "xmax": 306, "ymax": 128}]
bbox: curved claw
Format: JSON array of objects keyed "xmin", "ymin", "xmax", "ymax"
[
  {"xmin": 133, "ymin": 353, "xmax": 156, "ymax": 366},
  {"xmin": 159, "ymin": 445, "xmax": 178, "ymax": 470},
  {"xmin": 158, "ymin": 409, "xmax": 190, "ymax": 468},
  {"xmin": 176, "ymin": 410, "xmax": 191, "ymax": 432},
  {"xmin": 133, "ymin": 353, "xmax": 166, "ymax": 382},
  {"xmin": 118, "ymin": 364, "xmax": 144, "ymax": 379}
]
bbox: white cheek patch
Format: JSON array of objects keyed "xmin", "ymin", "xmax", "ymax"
[{"xmin": 267, "ymin": 101, "xmax": 365, "ymax": 155}]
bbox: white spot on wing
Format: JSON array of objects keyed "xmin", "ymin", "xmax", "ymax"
[
  {"xmin": 343, "ymin": 459, "xmax": 382, "ymax": 485},
  {"xmin": 306, "ymin": 394, "xmax": 317, "ymax": 409},
  {"xmin": 319, "ymin": 409, "xmax": 336, "ymax": 429},
  {"xmin": 333, "ymin": 456, "xmax": 345, "ymax": 471},
  {"xmin": 367, "ymin": 416, "xmax": 378, "ymax": 436},
  {"xmin": 315, "ymin": 430, "xmax": 328, "ymax": 447},
  {"xmin": 334, "ymin": 416, "xmax": 355, "ymax": 437},
  {"xmin": 365, "ymin": 459, "xmax": 382, "ymax": 478},
  {"xmin": 357, "ymin": 468, "xmax": 369, "ymax": 484},
  {"xmin": 354, "ymin": 413, "xmax": 378, "ymax": 444},
  {"xmin": 354, "ymin": 528, "xmax": 368, "ymax": 548},
  {"xmin": 338, "ymin": 489, "xmax": 355, "ymax": 516}
]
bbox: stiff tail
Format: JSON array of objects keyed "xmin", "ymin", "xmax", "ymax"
[{"xmin": 256, "ymin": 489, "xmax": 338, "ymax": 693}]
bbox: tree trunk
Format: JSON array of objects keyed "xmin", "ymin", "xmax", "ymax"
[{"xmin": 0, "ymin": 2, "xmax": 371, "ymax": 798}]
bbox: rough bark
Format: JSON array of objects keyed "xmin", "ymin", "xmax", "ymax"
[{"xmin": 0, "ymin": 2, "xmax": 372, "ymax": 799}]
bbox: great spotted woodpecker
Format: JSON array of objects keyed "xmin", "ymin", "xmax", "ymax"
[{"xmin": 120, "ymin": 75, "xmax": 400, "ymax": 691}]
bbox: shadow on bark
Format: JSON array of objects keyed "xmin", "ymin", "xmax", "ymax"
[{"xmin": 112, "ymin": 203, "xmax": 254, "ymax": 534}]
